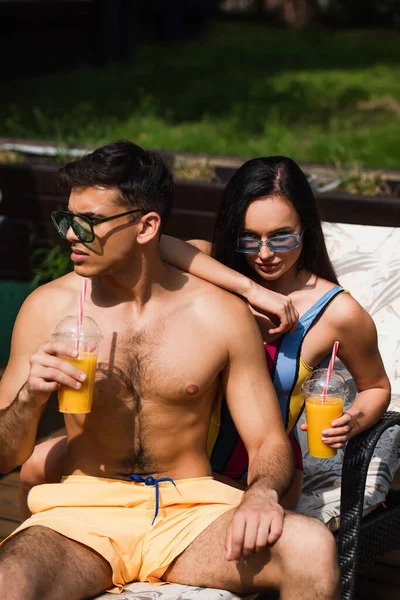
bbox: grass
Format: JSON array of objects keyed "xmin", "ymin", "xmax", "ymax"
[{"xmin": 2, "ymin": 22, "xmax": 400, "ymax": 168}]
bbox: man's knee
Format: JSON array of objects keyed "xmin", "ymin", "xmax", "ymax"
[
  {"xmin": 20, "ymin": 460, "xmax": 38, "ymax": 492},
  {"xmin": 0, "ymin": 532, "xmax": 33, "ymax": 599},
  {"xmin": 20, "ymin": 449, "xmax": 47, "ymax": 489},
  {"xmin": 20, "ymin": 438, "xmax": 65, "ymax": 489},
  {"xmin": 0, "ymin": 566, "xmax": 17, "ymax": 600},
  {"xmin": 277, "ymin": 514, "xmax": 340, "ymax": 595},
  {"xmin": 20, "ymin": 442, "xmax": 61, "ymax": 521}
]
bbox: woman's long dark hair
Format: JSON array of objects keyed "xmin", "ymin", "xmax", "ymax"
[{"xmin": 212, "ymin": 157, "xmax": 338, "ymax": 284}]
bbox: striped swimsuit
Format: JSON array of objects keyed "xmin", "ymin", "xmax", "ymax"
[{"xmin": 208, "ymin": 286, "xmax": 346, "ymax": 478}]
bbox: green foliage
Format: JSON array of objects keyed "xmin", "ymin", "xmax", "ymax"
[
  {"xmin": 173, "ymin": 158, "xmax": 217, "ymax": 181},
  {"xmin": 330, "ymin": 148, "xmax": 391, "ymax": 196},
  {"xmin": 337, "ymin": 164, "xmax": 390, "ymax": 196},
  {"xmin": 1, "ymin": 23, "xmax": 400, "ymax": 167},
  {"xmin": 0, "ymin": 150, "xmax": 24, "ymax": 163},
  {"xmin": 31, "ymin": 241, "xmax": 72, "ymax": 287}
]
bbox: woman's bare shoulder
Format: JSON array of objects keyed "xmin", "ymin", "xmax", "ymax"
[
  {"xmin": 324, "ymin": 288, "xmax": 372, "ymax": 332},
  {"xmin": 290, "ymin": 273, "xmax": 339, "ymax": 314}
]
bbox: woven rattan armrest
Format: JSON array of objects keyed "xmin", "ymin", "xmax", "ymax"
[{"xmin": 338, "ymin": 411, "xmax": 400, "ymax": 600}]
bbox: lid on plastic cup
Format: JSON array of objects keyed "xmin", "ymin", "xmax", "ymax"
[
  {"xmin": 301, "ymin": 369, "xmax": 347, "ymax": 398},
  {"xmin": 52, "ymin": 316, "xmax": 103, "ymax": 341}
]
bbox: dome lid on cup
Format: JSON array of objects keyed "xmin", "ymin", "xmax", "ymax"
[
  {"xmin": 52, "ymin": 315, "xmax": 103, "ymax": 340},
  {"xmin": 302, "ymin": 368, "xmax": 348, "ymax": 398},
  {"xmin": 306, "ymin": 369, "xmax": 346, "ymax": 386}
]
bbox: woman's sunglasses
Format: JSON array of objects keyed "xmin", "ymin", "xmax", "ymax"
[{"xmin": 236, "ymin": 229, "xmax": 304, "ymax": 254}]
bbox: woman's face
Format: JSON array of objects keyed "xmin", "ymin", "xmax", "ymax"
[{"xmin": 241, "ymin": 195, "xmax": 303, "ymax": 283}]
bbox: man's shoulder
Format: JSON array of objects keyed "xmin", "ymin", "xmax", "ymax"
[
  {"xmin": 185, "ymin": 274, "xmax": 253, "ymax": 323},
  {"xmin": 178, "ymin": 277, "xmax": 262, "ymax": 356},
  {"xmin": 20, "ymin": 272, "xmax": 81, "ymax": 315},
  {"xmin": 9, "ymin": 273, "xmax": 83, "ymax": 347}
]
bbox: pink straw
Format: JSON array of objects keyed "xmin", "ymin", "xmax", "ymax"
[
  {"xmin": 322, "ymin": 341, "xmax": 340, "ymax": 400},
  {"xmin": 75, "ymin": 279, "xmax": 88, "ymax": 352}
]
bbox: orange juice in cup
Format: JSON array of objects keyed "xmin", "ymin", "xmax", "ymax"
[
  {"xmin": 305, "ymin": 396, "xmax": 345, "ymax": 458},
  {"xmin": 58, "ymin": 351, "xmax": 98, "ymax": 413},
  {"xmin": 302, "ymin": 370, "xmax": 346, "ymax": 459},
  {"xmin": 52, "ymin": 316, "xmax": 103, "ymax": 414}
]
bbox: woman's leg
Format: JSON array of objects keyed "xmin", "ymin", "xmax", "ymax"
[{"xmin": 19, "ymin": 436, "xmax": 67, "ymax": 521}]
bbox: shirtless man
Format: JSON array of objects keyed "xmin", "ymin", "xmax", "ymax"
[{"xmin": 0, "ymin": 140, "xmax": 340, "ymax": 600}]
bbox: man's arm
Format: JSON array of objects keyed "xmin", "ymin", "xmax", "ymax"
[
  {"xmin": 0, "ymin": 288, "xmax": 84, "ymax": 473},
  {"xmin": 220, "ymin": 296, "xmax": 294, "ymax": 561},
  {"xmin": 0, "ymin": 388, "xmax": 45, "ymax": 474}
]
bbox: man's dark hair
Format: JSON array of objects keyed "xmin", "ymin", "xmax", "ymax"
[{"xmin": 59, "ymin": 140, "xmax": 174, "ymax": 230}]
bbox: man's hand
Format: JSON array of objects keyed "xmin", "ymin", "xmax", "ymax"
[
  {"xmin": 225, "ymin": 491, "xmax": 285, "ymax": 562},
  {"xmin": 244, "ymin": 281, "xmax": 299, "ymax": 336},
  {"xmin": 20, "ymin": 342, "xmax": 86, "ymax": 406}
]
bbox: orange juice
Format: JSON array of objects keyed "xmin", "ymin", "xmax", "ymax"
[
  {"xmin": 58, "ymin": 352, "xmax": 97, "ymax": 414},
  {"xmin": 305, "ymin": 396, "xmax": 344, "ymax": 458}
]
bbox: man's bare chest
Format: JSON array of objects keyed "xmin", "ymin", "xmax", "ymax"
[{"xmin": 91, "ymin": 319, "xmax": 226, "ymax": 410}]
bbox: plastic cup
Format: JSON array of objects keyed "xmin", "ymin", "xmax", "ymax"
[
  {"xmin": 52, "ymin": 316, "xmax": 103, "ymax": 414},
  {"xmin": 302, "ymin": 369, "xmax": 347, "ymax": 459}
]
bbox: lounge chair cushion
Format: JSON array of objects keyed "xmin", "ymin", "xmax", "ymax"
[
  {"xmin": 297, "ymin": 221, "xmax": 400, "ymax": 530},
  {"xmin": 321, "ymin": 221, "xmax": 400, "ymax": 395},
  {"xmin": 94, "ymin": 583, "xmax": 258, "ymax": 599}
]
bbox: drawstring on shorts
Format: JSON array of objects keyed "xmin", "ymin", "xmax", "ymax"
[{"xmin": 129, "ymin": 474, "xmax": 176, "ymax": 525}]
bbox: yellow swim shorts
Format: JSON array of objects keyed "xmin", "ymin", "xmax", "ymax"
[{"xmin": 2, "ymin": 475, "xmax": 244, "ymax": 592}]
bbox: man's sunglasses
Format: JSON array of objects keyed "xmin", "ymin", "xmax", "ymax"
[{"xmin": 51, "ymin": 209, "xmax": 145, "ymax": 243}]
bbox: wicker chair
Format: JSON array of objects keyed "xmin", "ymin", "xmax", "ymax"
[
  {"xmin": 338, "ymin": 411, "xmax": 400, "ymax": 600},
  {"xmin": 317, "ymin": 213, "xmax": 400, "ymax": 599}
]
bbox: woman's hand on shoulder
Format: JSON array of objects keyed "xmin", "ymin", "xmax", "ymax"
[{"xmin": 244, "ymin": 281, "xmax": 299, "ymax": 336}]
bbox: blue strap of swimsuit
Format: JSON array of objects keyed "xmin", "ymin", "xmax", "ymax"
[{"xmin": 129, "ymin": 474, "xmax": 176, "ymax": 525}]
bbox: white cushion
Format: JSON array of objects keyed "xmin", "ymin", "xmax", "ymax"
[
  {"xmin": 322, "ymin": 222, "xmax": 400, "ymax": 395},
  {"xmin": 94, "ymin": 582, "xmax": 257, "ymax": 599}
]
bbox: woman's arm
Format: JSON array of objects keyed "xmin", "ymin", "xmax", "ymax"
[
  {"xmin": 160, "ymin": 235, "xmax": 298, "ymax": 335},
  {"xmin": 301, "ymin": 295, "xmax": 391, "ymax": 448}
]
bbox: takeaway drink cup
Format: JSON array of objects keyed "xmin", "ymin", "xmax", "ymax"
[
  {"xmin": 52, "ymin": 316, "xmax": 103, "ymax": 414},
  {"xmin": 302, "ymin": 370, "xmax": 346, "ymax": 459}
]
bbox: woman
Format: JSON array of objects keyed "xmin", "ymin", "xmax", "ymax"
[
  {"xmin": 20, "ymin": 156, "xmax": 390, "ymax": 517},
  {"xmin": 160, "ymin": 156, "xmax": 390, "ymax": 504}
]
